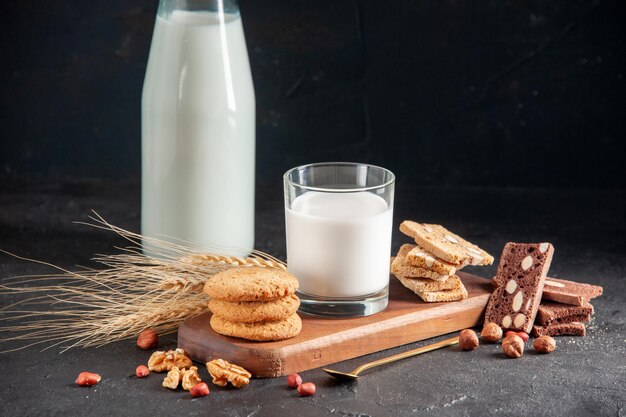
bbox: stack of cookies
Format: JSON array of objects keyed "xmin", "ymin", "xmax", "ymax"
[
  {"xmin": 392, "ymin": 221, "xmax": 494, "ymax": 302},
  {"xmin": 204, "ymin": 267, "xmax": 302, "ymax": 342},
  {"xmin": 532, "ymin": 277, "xmax": 603, "ymax": 337}
]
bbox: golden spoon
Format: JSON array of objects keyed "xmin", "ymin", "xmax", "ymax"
[{"xmin": 323, "ymin": 336, "xmax": 459, "ymax": 381}]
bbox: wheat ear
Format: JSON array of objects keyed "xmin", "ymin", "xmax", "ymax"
[{"xmin": 0, "ymin": 213, "xmax": 287, "ymax": 352}]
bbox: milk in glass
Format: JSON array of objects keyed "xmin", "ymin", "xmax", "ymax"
[{"xmin": 286, "ymin": 191, "xmax": 393, "ymax": 297}]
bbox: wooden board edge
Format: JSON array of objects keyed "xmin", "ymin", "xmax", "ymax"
[
  {"xmin": 178, "ymin": 326, "xmax": 289, "ymax": 378},
  {"xmin": 275, "ymin": 293, "xmax": 490, "ymax": 376},
  {"xmin": 179, "ymin": 292, "xmax": 490, "ymax": 377}
]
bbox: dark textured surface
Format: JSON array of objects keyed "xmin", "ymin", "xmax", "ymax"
[
  {"xmin": 0, "ymin": 178, "xmax": 625, "ymax": 417},
  {"xmin": 2, "ymin": 0, "xmax": 625, "ymax": 186}
]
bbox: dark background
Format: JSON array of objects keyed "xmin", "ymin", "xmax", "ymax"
[
  {"xmin": 1, "ymin": 3, "xmax": 626, "ymax": 416},
  {"xmin": 1, "ymin": 0, "xmax": 625, "ymax": 187}
]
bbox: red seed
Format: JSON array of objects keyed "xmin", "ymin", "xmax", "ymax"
[
  {"xmin": 516, "ymin": 332, "xmax": 529, "ymax": 342},
  {"xmin": 190, "ymin": 382, "xmax": 210, "ymax": 397},
  {"xmin": 297, "ymin": 382, "xmax": 316, "ymax": 396},
  {"xmin": 135, "ymin": 365, "xmax": 150, "ymax": 378},
  {"xmin": 287, "ymin": 373, "xmax": 302, "ymax": 388},
  {"xmin": 505, "ymin": 330, "xmax": 529, "ymax": 342},
  {"xmin": 75, "ymin": 371, "xmax": 101, "ymax": 386},
  {"xmin": 136, "ymin": 329, "xmax": 158, "ymax": 349}
]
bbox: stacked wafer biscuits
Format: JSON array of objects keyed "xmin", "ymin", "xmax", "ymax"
[
  {"xmin": 392, "ymin": 221, "xmax": 494, "ymax": 302},
  {"xmin": 204, "ymin": 267, "xmax": 302, "ymax": 341},
  {"xmin": 532, "ymin": 277, "xmax": 603, "ymax": 337}
]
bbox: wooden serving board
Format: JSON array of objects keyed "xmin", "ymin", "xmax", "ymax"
[{"xmin": 178, "ymin": 272, "xmax": 492, "ymax": 377}]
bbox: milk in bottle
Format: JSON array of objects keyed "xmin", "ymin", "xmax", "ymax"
[{"xmin": 142, "ymin": 0, "xmax": 255, "ymax": 255}]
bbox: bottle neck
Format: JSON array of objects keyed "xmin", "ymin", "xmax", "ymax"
[{"xmin": 158, "ymin": 0, "xmax": 239, "ymax": 16}]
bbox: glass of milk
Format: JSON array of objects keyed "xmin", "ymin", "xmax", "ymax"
[{"xmin": 284, "ymin": 162, "xmax": 395, "ymax": 317}]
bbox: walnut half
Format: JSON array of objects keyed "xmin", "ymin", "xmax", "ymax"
[
  {"xmin": 162, "ymin": 366, "xmax": 184, "ymax": 389},
  {"xmin": 148, "ymin": 348, "xmax": 193, "ymax": 372},
  {"xmin": 181, "ymin": 366, "xmax": 202, "ymax": 391},
  {"xmin": 206, "ymin": 359, "xmax": 251, "ymax": 388}
]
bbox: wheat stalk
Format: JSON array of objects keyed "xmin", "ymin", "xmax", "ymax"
[{"xmin": 0, "ymin": 212, "xmax": 286, "ymax": 352}]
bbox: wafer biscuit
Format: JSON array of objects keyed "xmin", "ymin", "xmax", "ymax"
[
  {"xmin": 414, "ymin": 286, "xmax": 468, "ymax": 303},
  {"xmin": 391, "ymin": 245, "xmax": 450, "ymax": 281},
  {"xmin": 405, "ymin": 245, "xmax": 461, "ymax": 275},
  {"xmin": 393, "ymin": 271, "xmax": 463, "ymax": 293},
  {"xmin": 399, "ymin": 221, "xmax": 493, "ymax": 266}
]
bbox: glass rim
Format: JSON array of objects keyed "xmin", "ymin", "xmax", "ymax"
[{"xmin": 283, "ymin": 161, "xmax": 396, "ymax": 193}]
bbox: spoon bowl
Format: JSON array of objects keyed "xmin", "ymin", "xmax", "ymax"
[{"xmin": 322, "ymin": 369, "xmax": 360, "ymax": 381}]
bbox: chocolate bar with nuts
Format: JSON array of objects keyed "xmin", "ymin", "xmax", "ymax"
[
  {"xmin": 542, "ymin": 277, "xmax": 603, "ymax": 306},
  {"xmin": 484, "ymin": 242, "xmax": 554, "ymax": 333},
  {"xmin": 536, "ymin": 301, "xmax": 593, "ymax": 326},
  {"xmin": 532, "ymin": 322, "xmax": 586, "ymax": 337}
]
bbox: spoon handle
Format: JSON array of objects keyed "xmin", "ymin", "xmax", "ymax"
[{"xmin": 353, "ymin": 336, "xmax": 460, "ymax": 375}]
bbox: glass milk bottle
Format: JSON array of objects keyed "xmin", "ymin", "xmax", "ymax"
[{"xmin": 141, "ymin": 0, "xmax": 255, "ymax": 256}]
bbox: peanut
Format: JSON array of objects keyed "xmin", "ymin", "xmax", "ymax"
[
  {"xmin": 287, "ymin": 373, "xmax": 302, "ymax": 388},
  {"xmin": 190, "ymin": 382, "xmax": 210, "ymax": 397},
  {"xmin": 137, "ymin": 329, "xmax": 158, "ymax": 349},
  {"xmin": 75, "ymin": 371, "xmax": 101, "ymax": 386},
  {"xmin": 297, "ymin": 382, "xmax": 316, "ymax": 396},
  {"xmin": 135, "ymin": 365, "xmax": 150, "ymax": 378},
  {"xmin": 505, "ymin": 330, "xmax": 529, "ymax": 343},
  {"xmin": 516, "ymin": 332, "xmax": 529, "ymax": 342}
]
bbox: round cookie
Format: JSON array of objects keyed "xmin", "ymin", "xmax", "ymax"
[
  {"xmin": 210, "ymin": 313, "xmax": 302, "ymax": 341},
  {"xmin": 204, "ymin": 267, "xmax": 299, "ymax": 302},
  {"xmin": 209, "ymin": 294, "xmax": 300, "ymax": 323}
]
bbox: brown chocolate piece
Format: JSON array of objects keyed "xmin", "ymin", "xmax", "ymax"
[
  {"xmin": 542, "ymin": 277, "xmax": 603, "ymax": 306},
  {"xmin": 536, "ymin": 302, "xmax": 593, "ymax": 326},
  {"xmin": 484, "ymin": 242, "xmax": 554, "ymax": 333},
  {"xmin": 532, "ymin": 322, "xmax": 586, "ymax": 337}
]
